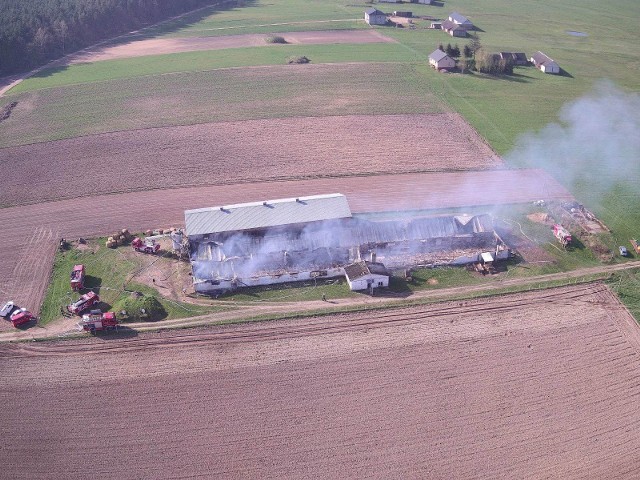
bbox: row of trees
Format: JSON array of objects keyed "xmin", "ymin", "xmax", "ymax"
[
  {"xmin": 437, "ymin": 35, "xmax": 514, "ymax": 75},
  {"xmin": 0, "ymin": 0, "xmax": 219, "ymax": 76}
]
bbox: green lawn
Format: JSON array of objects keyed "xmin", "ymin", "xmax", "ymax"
[
  {"xmin": 1, "ymin": 62, "xmax": 440, "ymax": 147},
  {"xmin": 40, "ymin": 240, "xmax": 224, "ymax": 325}
]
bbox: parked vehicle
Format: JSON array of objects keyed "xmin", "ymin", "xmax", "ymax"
[
  {"xmin": 70, "ymin": 264, "xmax": 85, "ymax": 291},
  {"xmin": 132, "ymin": 237, "xmax": 160, "ymax": 254},
  {"xmin": 67, "ymin": 291, "xmax": 100, "ymax": 315},
  {"xmin": 79, "ymin": 310, "xmax": 118, "ymax": 333},
  {"xmin": 1, "ymin": 301, "xmax": 19, "ymax": 319},
  {"xmin": 619, "ymin": 246, "xmax": 628, "ymax": 257},
  {"xmin": 8, "ymin": 308, "xmax": 36, "ymax": 328}
]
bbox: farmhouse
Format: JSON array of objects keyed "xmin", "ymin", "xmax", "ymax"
[
  {"xmin": 185, "ymin": 194, "xmax": 507, "ymax": 294},
  {"xmin": 441, "ymin": 19, "xmax": 467, "ymax": 37},
  {"xmin": 448, "ymin": 12, "xmax": 474, "ymax": 29},
  {"xmin": 429, "ymin": 49, "xmax": 456, "ymax": 70},
  {"xmin": 530, "ymin": 51, "xmax": 560, "ymax": 74},
  {"xmin": 344, "ymin": 260, "xmax": 390, "ymax": 291},
  {"xmin": 365, "ymin": 8, "xmax": 387, "ymax": 25},
  {"xmin": 499, "ymin": 52, "xmax": 528, "ymax": 66}
]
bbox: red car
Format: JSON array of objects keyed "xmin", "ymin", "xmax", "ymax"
[
  {"xmin": 67, "ymin": 291, "xmax": 100, "ymax": 316},
  {"xmin": 9, "ymin": 308, "xmax": 36, "ymax": 328}
]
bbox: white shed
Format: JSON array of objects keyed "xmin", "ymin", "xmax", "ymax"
[
  {"xmin": 344, "ymin": 261, "xmax": 390, "ymax": 291},
  {"xmin": 530, "ymin": 51, "xmax": 560, "ymax": 74}
]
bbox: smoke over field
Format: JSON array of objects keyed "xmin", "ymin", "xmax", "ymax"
[{"xmin": 508, "ymin": 82, "xmax": 640, "ymax": 206}]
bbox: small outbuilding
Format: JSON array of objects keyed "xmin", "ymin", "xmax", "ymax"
[
  {"xmin": 429, "ymin": 49, "xmax": 456, "ymax": 70},
  {"xmin": 365, "ymin": 8, "xmax": 387, "ymax": 25},
  {"xmin": 414, "ymin": 0, "xmax": 432, "ymax": 4},
  {"xmin": 441, "ymin": 19, "xmax": 467, "ymax": 37},
  {"xmin": 530, "ymin": 51, "xmax": 560, "ymax": 74},
  {"xmin": 344, "ymin": 261, "xmax": 390, "ymax": 291}
]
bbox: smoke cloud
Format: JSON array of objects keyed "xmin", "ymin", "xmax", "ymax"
[{"xmin": 506, "ymin": 81, "xmax": 640, "ymax": 203}]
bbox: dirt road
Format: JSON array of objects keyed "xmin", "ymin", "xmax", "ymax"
[
  {"xmin": 2, "ymin": 284, "xmax": 639, "ymax": 479},
  {"xmin": 0, "ymin": 169, "xmax": 572, "ymax": 316}
]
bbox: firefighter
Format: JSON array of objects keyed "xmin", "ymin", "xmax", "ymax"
[{"xmin": 322, "ymin": 294, "xmax": 326, "ymax": 302}]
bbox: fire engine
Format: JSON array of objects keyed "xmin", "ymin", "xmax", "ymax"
[
  {"xmin": 553, "ymin": 224, "xmax": 572, "ymax": 246},
  {"xmin": 79, "ymin": 310, "xmax": 118, "ymax": 333},
  {"xmin": 70, "ymin": 264, "xmax": 85, "ymax": 291},
  {"xmin": 67, "ymin": 291, "xmax": 100, "ymax": 315},
  {"xmin": 132, "ymin": 237, "xmax": 160, "ymax": 254}
]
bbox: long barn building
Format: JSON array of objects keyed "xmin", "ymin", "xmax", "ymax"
[{"xmin": 185, "ymin": 194, "xmax": 507, "ymax": 294}]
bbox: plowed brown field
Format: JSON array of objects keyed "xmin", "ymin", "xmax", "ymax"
[
  {"xmin": 0, "ymin": 114, "xmax": 500, "ymax": 207},
  {"xmin": 0, "ymin": 169, "xmax": 572, "ymax": 318},
  {"xmin": 2, "ymin": 284, "xmax": 640, "ymax": 479}
]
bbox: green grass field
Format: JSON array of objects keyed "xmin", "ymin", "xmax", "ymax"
[
  {"xmin": 40, "ymin": 240, "xmax": 225, "ymax": 325},
  {"xmin": 1, "ymin": 62, "xmax": 441, "ymax": 147}
]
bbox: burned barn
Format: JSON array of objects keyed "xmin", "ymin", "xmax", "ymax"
[{"xmin": 185, "ymin": 194, "xmax": 508, "ymax": 293}]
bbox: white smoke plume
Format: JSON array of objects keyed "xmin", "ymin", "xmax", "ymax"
[{"xmin": 506, "ymin": 81, "xmax": 640, "ymax": 201}]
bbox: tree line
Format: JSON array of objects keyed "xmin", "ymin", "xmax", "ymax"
[{"xmin": 0, "ymin": 0, "xmax": 219, "ymax": 76}]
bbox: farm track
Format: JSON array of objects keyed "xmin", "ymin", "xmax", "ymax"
[
  {"xmin": 0, "ymin": 169, "xmax": 572, "ymax": 323},
  {"xmin": 2, "ymin": 284, "xmax": 640, "ymax": 478}
]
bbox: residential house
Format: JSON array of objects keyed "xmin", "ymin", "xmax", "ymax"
[
  {"xmin": 499, "ymin": 52, "xmax": 528, "ymax": 66},
  {"xmin": 448, "ymin": 12, "xmax": 474, "ymax": 29},
  {"xmin": 365, "ymin": 8, "xmax": 387, "ymax": 25},
  {"xmin": 441, "ymin": 19, "xmax": 467, "ymax": 37},
  {"xmin": 429, "ymin": 49, "xmax": 456, "ymax": 70}
]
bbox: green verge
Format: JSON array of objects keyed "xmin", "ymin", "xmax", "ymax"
[
  {"xmin": 39, "ymin": 239, "xmax": 228, "ymax": 326},
  {"xmin": 608, "ymin": 268, "xmax": 640, "ymax": 322},
  {"xmin": 10, "ymin": 43, "xmax": 418, "ymax": 94},
  {"xmin": 1, "ymin": 62, "xmax": 438, "ymax": 148}
]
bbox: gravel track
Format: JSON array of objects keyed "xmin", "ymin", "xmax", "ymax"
[{"xmin": 2, "ymin": 284, "xmax": 640, "ymax": 479}]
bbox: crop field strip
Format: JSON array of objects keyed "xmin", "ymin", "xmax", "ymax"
[
  {"xmin": 0, "ymin": 63, "xmax": 435, "ymax": 147},
  {"xmin": 0, "ymin": 113, "xmax": 500, "ymax": 206},
  {"xmin": 2, "ymin": 284, "xmax": 640, "ymax": 478}
]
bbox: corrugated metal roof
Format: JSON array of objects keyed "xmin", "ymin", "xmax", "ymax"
[
  {"xmin": 185, "ymin": 193, "xmax": 352, "ymax": 236},
  {"xmin": 429, "ymin": 49, "xmax": 449, "ymax": 61}
]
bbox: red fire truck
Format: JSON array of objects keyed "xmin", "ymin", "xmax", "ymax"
[
  {"xmin": 70, "ymin": 264, "xmax": 85, "ymax": 291},
  {"xmin": 67, "ymin": 291, "xmax": 100, "ymax": 315}
]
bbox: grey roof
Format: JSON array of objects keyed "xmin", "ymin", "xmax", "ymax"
[
  {"xmin": 185, "ymin": 194, "xmax": 352, "ymax": 236},
  {"xmin": 531, "ymin": 51, "xmax": 558, "ymax": 67},
  {"xmin": 449, "ymin": 12, "xmax": 472, "ymax": 25},
  {"xmin": 365, "ymin": 8, "xmax": 384, "ymax": 15},
  {"xmin": 344, "ymin": 261, "xmax": 389, "ymax": 280},
  {"xmin": 442, "ymin": 19, "xmax": 465, "ymax": 31},
  {"xmin": 429, "ymin": 49, "xmax": 450, "ymax": 61}
]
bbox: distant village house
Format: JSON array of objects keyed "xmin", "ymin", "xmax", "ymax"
[
  {"xmin": 365, "ymin": 8, "xmax": 387, "ymax": 25},
  {"xmin": 448, "ymin": 12, "xmax": 474, "ymax": 30},
  {"xmin": 441, "ymin": 20, "xmax": 467, "ymax": 37},
  {"xmin": 429, "ymin": 49, "xmax": 456, "ymax": 70},
  {"xmin": 499, "ymin": 52, "xmax": 528, "ymax": 66},
  {"xmin": 530, "ymin": 51, "xmax": 560, "ymax": 74}
]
